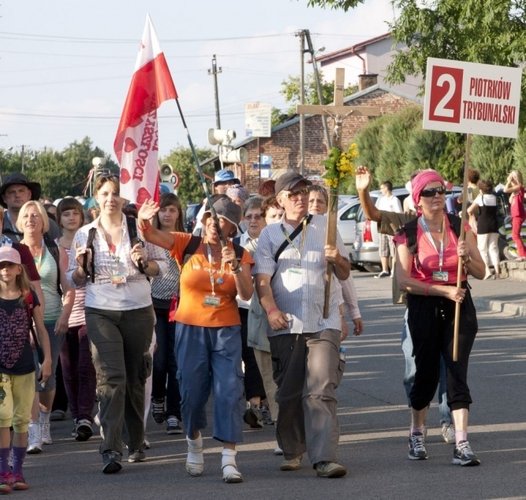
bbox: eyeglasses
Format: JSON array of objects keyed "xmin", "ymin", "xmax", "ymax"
[
  {"xmin": 285, "ymin": 187, "xmax": 310, "ymax": 200},
  {"xmin": 245, "ymin": 214, "xmax": 263, "ymax": 220},
  {"xmin": 420, "ymin": 186, "xmax": 446, "ymax": 198}
]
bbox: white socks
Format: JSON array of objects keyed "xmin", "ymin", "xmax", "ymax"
[
  {"xmin": 221, "ymin": 448, "xmax": 243, "ymax": 483},
  {"xmin": 185, "ymin": 434, "xmax": 204, "ymax": 476}
]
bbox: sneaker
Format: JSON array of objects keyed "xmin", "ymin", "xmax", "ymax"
[
  {"xmin": 375, "ymin": 271, "xmax": 390, "ymax": 279},
  {"xmin": 50, "ymin": 409, "xmax": 66, "ymax": 421},
  {"xmin": 75, "ymin": 419, "xmax": 93, "ymax": 442},
  {"xmin": 280, "ymin": 455, "xmax": 302, "ymax": 471},
  {"xmin": 27, "ymin": 423, "xmax": 42, "ymax": 454},
  {"xmin": 102, "ymin": 450, "xmax": 122, "ymax": 474},
  {"xmin": 41, "ymin": 422, "xmax": 52, "ymax": 445},
  {"xmin": 441, "ymin": 423, "xmax": 456, "ymax": 444},
  {"xmin": 11, "ymin": 473, "xmax": 29, "ymax": 491},
  {"xmin": 0, "ymin": 472, "xmax": 12, "ymax": 494},
  {"xmin": 408, "ymin": 432, "xmax": 428, "ymax": 460},
  {"xmin": 243, "ymin": 404, "xmax": 263, "ymax": 429},
  {"xmin": 166, "ymin": 415, "xmax": 183, "ymax": 434},
  {"xmin": 151, "ymin": 398, "xmax": 166, "ymax": 424},
  {"xmin": 273, "ymin": 445, "xmax": 283, "ymax": 456},
  {"xmin": 452, "ymin": 440, "xmax": 480, "ymax": 466},
  {"xmin": 128, "ymin": 449, "xmax": 146, "ymax": 463},
  {"xmin": 314, "ymin": 461, "xmax": 347, "ymax": 478},
  {"xmin": 260, "ymin": 405, "xmax": 274, "ymax": 425}
]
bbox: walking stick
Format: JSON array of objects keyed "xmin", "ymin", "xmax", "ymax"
[{"xmin": 453, "ymin": 133, "xmax": 471, "ymax": 361}]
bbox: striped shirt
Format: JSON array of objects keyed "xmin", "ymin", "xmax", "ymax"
[
  {"xmin": 66, "ymin": 215, "xmax": 168, "ymax": 311},
  {"xmin": 254, "ymin": 213, "xmax": 344, "ymax": 337}
]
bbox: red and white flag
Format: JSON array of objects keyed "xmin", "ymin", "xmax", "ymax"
[{"xmin": 114, "ymin": 15, "xmax": 177, "ymax": 205}]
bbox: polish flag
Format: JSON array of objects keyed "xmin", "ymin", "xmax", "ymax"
[{"xmin": 114, "ymin": 15, "xmax": 177, "ymax": 205}]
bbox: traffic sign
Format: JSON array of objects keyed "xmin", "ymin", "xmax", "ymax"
[{"xmin": 423, "ymin": 58, "xmax": 522, "ymax": 139}]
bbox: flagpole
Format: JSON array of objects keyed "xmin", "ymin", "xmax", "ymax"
[{"xmin": 174, "ymin": 98, "xmax": 227, "ymax": 248}]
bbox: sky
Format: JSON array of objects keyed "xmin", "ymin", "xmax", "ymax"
[{"xmin": 0, "ymin": 0, "xmax": 395, "ymax": 162}]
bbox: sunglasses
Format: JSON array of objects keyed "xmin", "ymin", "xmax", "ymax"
[
  {"xmin": 420, "ymin": 186, "xmax": 446, "ymax": 198},
  {"xmin": 285, "ymin": 187, "xmax": 310, "ymax": 199}
]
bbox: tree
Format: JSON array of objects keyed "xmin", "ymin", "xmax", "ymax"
[
  {"xmin": 306, "ymin": 0, "xmax": 365, "ymax": 10},
  {"xmin": 161, "ymin": 146, "xmax": 215, "ymax": 207},
  {"xmin": 470, "ymin": 136, "xmax": 515, "ymax": 185}
]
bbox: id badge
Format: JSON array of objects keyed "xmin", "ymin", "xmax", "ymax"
[
  {"xmin": 203, "ymin": 294, "xmax": 220, "ymax": 307},
  {"xmin": 432, "ymin": 270, "xmax": 449, "ymax": 282},
  {"xmin": 284, "ymin": 265, "xmax": 304, "ymax": 292},
  {"xmin": 110, "ymin": 273, "xmax": 127, "ymax": 286}
]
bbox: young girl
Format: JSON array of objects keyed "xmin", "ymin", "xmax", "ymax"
[{"xmin": 0, "ymin": 246, "xmax": 51, "ymax": 493}]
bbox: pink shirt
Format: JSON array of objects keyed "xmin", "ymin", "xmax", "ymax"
[{"xmin": 394, "ymin": 217, "xmax": 468, "ymax": 285}]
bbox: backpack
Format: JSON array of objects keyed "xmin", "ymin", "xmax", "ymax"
[
  {"xmin": 83, "ymin": 215, "xmax": 144, "ymax": 283},
  {"xmin": 182, "ymin": 235, "xmax": 244, "ymax": 267}
]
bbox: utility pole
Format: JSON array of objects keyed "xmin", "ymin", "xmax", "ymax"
[
  {"xmin": 295, "ymin": 30, "xmax": 308, "ymax": 174},
  {"xmin": 20, "ymin": 144, "xmax": 26, "ymax": 173},
  {"xmin": 208, "ymin": 54, "xmax": 222, "ymax": 129},
  {"xmin": 304, "ymin": 30, "xmax": 331, "ymax": 150}
]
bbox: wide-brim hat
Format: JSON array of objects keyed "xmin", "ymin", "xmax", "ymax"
[
  {"xmin": 0, "ymin": 173, "xmax": 42, "ymax": 208},
  {"xmin": 202, "ymin": 195, "xmax": 242, "ymax": 232},
  {"xmin": 275, "ymin": 171, "xmax": 311, "ymax": 194}
]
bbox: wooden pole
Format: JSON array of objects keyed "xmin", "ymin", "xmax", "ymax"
[
  {"xmin": 323, "ymin": 186, "xmax": 338, "ymax": 317},
  {"xmin": 453, "ymin": 133, "xmax": 471, "ymax": 361}
]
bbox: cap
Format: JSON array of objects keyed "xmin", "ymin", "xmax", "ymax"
[
  {"xmin": 203, "ymin": 196, "xmax": 242, "ymax": 232},
  {"xmin": 213, "ymin": 169, "xmax": 240, "ymax": 185},
  {"xmin": 275, "ymin": 171, "xmax": 311, "ymax": 194},
  {"xmin": 0, "ymin": 173, "xmax": 42, "ymax": 208},
  {"xmin": 0, "ymin": 246, "xmax": 22, "ymax": 265}
]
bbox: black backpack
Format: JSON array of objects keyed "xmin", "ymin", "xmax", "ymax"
[
  {"xmin": 43, "ymin": 232, "xmax": 62, "ymax": 296},
  {"xmin": 183, "ymin": 235, "xmax": 244, "ymax": 267}
]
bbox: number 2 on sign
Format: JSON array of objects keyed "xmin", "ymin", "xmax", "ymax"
[{"xmin": 429, "ymin": 65, "xmax": 463, "ymax": 123}]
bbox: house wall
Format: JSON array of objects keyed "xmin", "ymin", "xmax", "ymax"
[{"xmin": 238, "ymin": 88, "xmax": 416, "ymax": 193}]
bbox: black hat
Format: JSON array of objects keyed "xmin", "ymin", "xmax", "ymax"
[
  {"xmin": 0, "ymin": 173, "xmax": 42, "ymax": 208},
  {"xmin": 275, "ymin": 171, "xmax": 311, "ymax": 194}
]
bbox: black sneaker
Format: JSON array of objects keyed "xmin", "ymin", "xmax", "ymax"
[
  {"xmin": 166, "ymin": 416, "xmax": 183, "ymax": 435},
  {"xmin": 452, "ymin": 440, "xmax": 480, "ymax": 466},
  {"xmin": 243, "ymin": 404, "xmax": 263, "ymax": 429},
  {"xmin": 75, "ymin": 419, "xmax": 93, "ymax": 442},
  {"xmin": 102, "ymin": 450, "xmax": 122, "ymax": 474},
  {"xmin": 408, "ymin": 432, "xmax": 428, "ymax": 460},
  {"xmin": 151, "ymin": 398, "xmax": 166, "ymax": 424}
]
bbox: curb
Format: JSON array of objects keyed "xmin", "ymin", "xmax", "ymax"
[{"xmin": 474, "ymin": 297, "xmax": 526, "ymax": 317}]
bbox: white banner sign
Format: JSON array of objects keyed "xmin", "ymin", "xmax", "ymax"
[
  {"xmin": 423, "ymin": 58, "xmax": 522, "ymax": 139},
  {"xmin": 245, "ymin": 102, "xmax": 272, "ymax": 138}
]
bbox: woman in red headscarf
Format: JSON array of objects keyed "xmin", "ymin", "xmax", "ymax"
[{"xmin": 394, "ymin": 169, "xmax": 485, "ymax": 467}]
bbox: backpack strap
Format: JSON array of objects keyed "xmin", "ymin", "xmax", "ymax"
[
  {"xmin": 126, "ymin": 216, "xmax": 146, "ymax": 274},
  {"xmin": 182, "ymin": 235, "xmax": 202, "ymax": 266},
  {"xmin": 43, "ymin": 233, "xmax": 62, "ymax": 296},
  {"xmin": 401, "ymin": 213, "xmax": 462, "ymax": 255},
  {"xmin": 83, "ymin": 227, "xmax": 97, "ymax": 283},
  {"xmin": 274, "ymin": 214, "xmax": 312, "ymax": 263}
]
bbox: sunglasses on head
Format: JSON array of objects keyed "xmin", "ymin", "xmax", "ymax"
[{"xmin": 420, "ymin": 186, "xmax": 446, "ymax": 198}]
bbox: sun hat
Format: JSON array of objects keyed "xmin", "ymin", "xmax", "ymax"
[
  {"xmin": 0, "ymin": 173, "xmax": 42, "ymax": 208},
  {"xmin": 0, "ymin": 246, "xmax": 22, "ymax": 265},
  {"xmin": 203, "ymin": 196, "xmax": 242, "ymax": 232},
  {"xmin": 213, "ymin": 169, "xmax": 240, "ymax": 185},
  {"xmin": 275, "ymin": 171, "xmax": 311, "ymax": 194}
]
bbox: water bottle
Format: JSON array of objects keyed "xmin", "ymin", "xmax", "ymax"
[{"xmin": 339, "ymin": 346, "xmax": 346, "ymax": 362}]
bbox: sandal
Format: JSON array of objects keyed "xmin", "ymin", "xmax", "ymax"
[{"xmin": 222, "ymin": 463, "xmax": 243, "ymax": 483}]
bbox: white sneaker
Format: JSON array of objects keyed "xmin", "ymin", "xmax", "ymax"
[
  {"xmin": 27, "ymin": 423, "xmax": 43, "ymax": 454},
  {"xmin": 41, "ymin": 422, "xmax": 52, "ymax": 445}
]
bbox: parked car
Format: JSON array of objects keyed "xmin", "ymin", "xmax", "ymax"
[{"xmin": 184, "ymin": 203, "xmax": 202, "ymax": 233}]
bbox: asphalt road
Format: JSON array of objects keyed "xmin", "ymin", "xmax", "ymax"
[{"xmin": 19, "ymin": 272, "xmax": 526, "ymax": 500}]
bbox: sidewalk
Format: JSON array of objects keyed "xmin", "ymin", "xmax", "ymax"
[{"xmin": 470, "ymin": 273, "xmax": 526, "ymax": 317}]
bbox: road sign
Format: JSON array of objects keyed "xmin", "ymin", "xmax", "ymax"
[
  {"xmin": 423, "ymin": 58, "xmax": 522, "ymax": 139},
  {"xmin": 245, "ymin": 102, "xmax": 272, "ymax": 138}
]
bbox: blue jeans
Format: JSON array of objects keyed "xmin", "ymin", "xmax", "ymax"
[
  {"xmin": 152, "ymin": 308, "xmax": 181, "ymax": 419},
  {"xmin": 401, "ymin": 309, "xmax": 451, "ymax": 426},
  {"xmin": 175, "ymin": 323, "xmax": 244, "ymax": 444}
]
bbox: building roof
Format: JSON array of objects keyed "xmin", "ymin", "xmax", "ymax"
[{"xmin": 315, "ymin": 33, "xmax": 392, "ymax": 66}]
